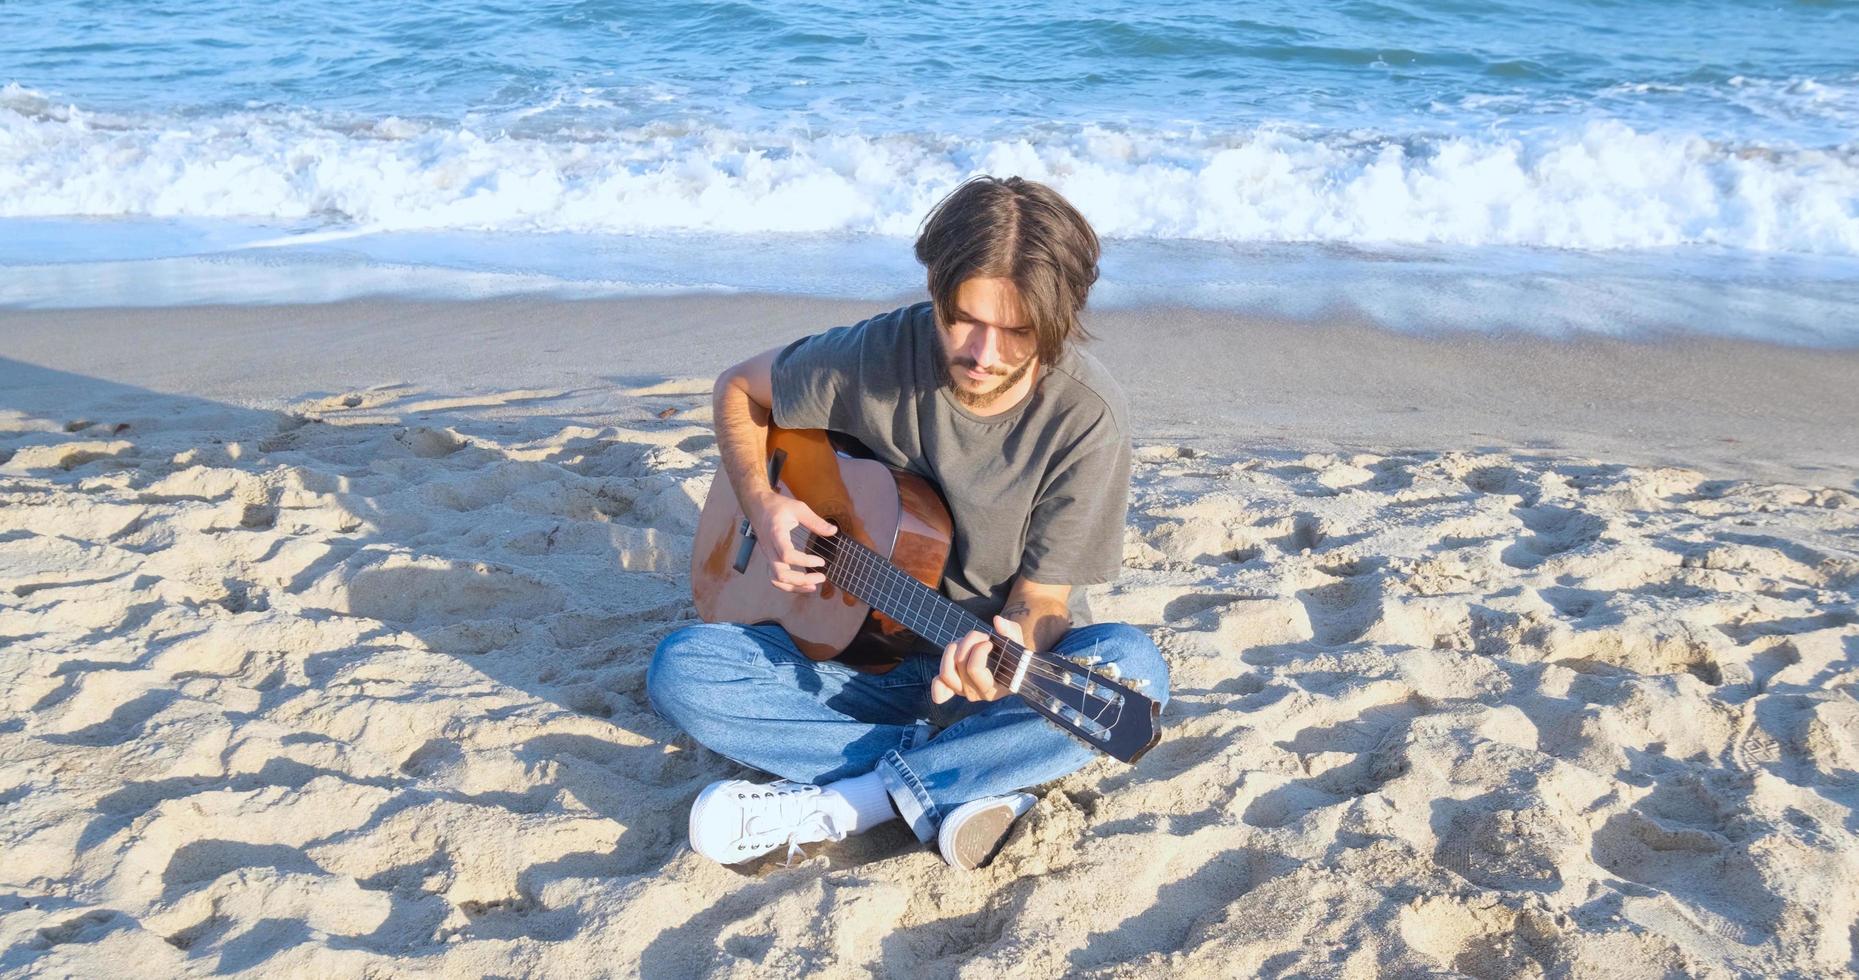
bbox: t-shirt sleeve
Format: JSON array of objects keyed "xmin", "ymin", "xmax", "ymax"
[
  {"xmin": 769, "ymin": 308, "xmax": 906, "ymax": 435},
  {"xmin": 1019, "ymin": 414, "xmax": 1132, "ymax": 586}
]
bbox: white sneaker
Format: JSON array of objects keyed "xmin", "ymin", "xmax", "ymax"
[
  {"xmin": 937, "ymin": 792, "xmax": 1037, "ymax": 870},
  {"xmin": 688, "ymin": 778, "xmax": 848, "ymax": 865}
]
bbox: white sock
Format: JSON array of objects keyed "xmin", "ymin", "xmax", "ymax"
[{"xmin": 818, "ymin": 771, "xmax": 898, "ymax": 834}]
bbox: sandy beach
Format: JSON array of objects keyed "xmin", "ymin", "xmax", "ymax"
[{"xmin": 3, "ymin": 296, "xmax": 1857, "ymax": 977}]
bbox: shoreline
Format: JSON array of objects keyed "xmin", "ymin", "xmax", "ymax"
[
  {"xmin": 7, "ymin": 233, "xmax": 1859, "ymax": 349},
  {"xmin": 3, "ymin": 293, "xmax": 1856, "ymax": 486}
]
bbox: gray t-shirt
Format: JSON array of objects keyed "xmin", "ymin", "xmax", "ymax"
[{"xmin": 770, "ymin": 300, "xmax": 1131, "ymax": 638}]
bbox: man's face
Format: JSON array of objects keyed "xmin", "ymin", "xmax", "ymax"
[{"xmin": 939, "ymin": 277, "xmax": 1038, "ymax": 410}]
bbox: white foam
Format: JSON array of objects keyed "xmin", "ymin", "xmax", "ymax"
[{"xmin": 2, "ymin": 85, "xmax": 1856, "ymax": 255}]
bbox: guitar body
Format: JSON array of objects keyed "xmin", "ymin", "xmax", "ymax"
[{"xmin": 690, "ymin": 427, "xmax": 954, "ymax": 673}]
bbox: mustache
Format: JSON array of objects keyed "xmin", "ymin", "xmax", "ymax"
[{"xmin": 949, "ymin": 357, "xmax": 1009, "ymax": 376}]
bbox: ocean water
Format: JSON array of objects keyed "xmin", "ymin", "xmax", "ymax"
[{"xmin": 2, "ymin": 0, "xmax": 1856, "ymax": 341}]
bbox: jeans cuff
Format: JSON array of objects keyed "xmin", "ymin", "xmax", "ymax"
[
  {"xmin": 900, "ymin": 720, "xmax": 934, "ymax": 752},
  {"xmin": 876, "ymin": 748, "xmax": 938, "ymax": 843}
]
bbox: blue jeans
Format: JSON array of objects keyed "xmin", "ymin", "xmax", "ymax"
[{"xmin": 647, "ymin": 621, "xmax": 1169, "ymax": 843}]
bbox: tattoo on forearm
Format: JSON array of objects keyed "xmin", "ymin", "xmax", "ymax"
[{"xmin": 1001, "ymin": 601, "xmax": 1031, "ymax": 619}]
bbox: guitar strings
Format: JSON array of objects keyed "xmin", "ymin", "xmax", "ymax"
[
  {"xmin": 799, "ymin": 532, "xmax": 1044, "ymax": 688},
  {"xmin": 816, "ymin": 535, "xmax": 1090, "ymax": 692},
  {"xmin": 800, "ymin": 531, "xmax": 1068, "ymax": 689},
  {"xmin": 804, "ymin": 537, "xmax": 1105, "ymax": 701},
  {"xmin": 816, "ymin": 535, "xmax": 1126, "ymax": 727},
  {"xmin": 798, "ymin": 531, "xmax": 1104, "ymax": 694}
]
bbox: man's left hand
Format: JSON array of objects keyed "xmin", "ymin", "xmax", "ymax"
[{"xmin": 932, "ymin": 615, "xmax": 1026, "ymax": 705}]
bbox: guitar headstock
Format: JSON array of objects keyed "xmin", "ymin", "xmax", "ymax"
[{"xmin": 1013, "ymin": 651, "xmax": 1162, "ymax": 764}]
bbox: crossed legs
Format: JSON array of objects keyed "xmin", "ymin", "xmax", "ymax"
[{"xmin": 647, "ymin": 620, "xmax": 1169, "ymax": 847}]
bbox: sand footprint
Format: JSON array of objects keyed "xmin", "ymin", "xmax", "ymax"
[
  {"xmin": 297, "ymin": 384, "xmax": 415, "ymax": 414},
  {"xmin": 1294, "ymin": 574, "xmax": 1385, "ymax": 647},
  {"xmin": 1501, "ymin": 504, "xmax": 1607, "ymax": 569},
  {"xmin": 1398, "ymin": 896, "xmax": 1559, "ymax": 978},
  {"xmin": 393, "ymin": 425, "xmax": 471, "ymax": 459},
  {"xmin": 3, "ymin": 439, "xmax": 139, "ymax": 474}
]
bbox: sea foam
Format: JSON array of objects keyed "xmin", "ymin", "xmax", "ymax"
[{"xmin": 3, "ymin": 86, "xmax": 1854, "ymax": 256}]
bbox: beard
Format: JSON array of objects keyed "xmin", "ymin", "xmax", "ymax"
[
  {"xmin": 933, "ymin": 320, "xmax": 1038, "ymax": 409},
  {"xmin": 945, "ymin": 350, "xmax": 1035, "ymax": 409},
  {"xmin": 950, "ymin": 356, "xmax": 1032, "ymax": 408}
]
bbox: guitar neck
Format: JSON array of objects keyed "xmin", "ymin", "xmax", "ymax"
[
  {"xmin": 804, "ymin": 529, "xmax": 1160, "ymax": 765},
  {"xmin": 807, "ymin": 532, "xmax": 1016, "ymax": 665},
  {"xmin": 806, "ymin": 528, "xmax": 1152, "ymax": 766}
]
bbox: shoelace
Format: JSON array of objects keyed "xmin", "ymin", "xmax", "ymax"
[
  {"xmin": 781, "ymin": 810, "xmax": 843, "ymax": 866},
  {"xmin": 737, "ymin": 783, "xmax": 848, "ymax": 865}
]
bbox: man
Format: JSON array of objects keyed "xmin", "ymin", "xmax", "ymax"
[{"xmin": 647, "ymin": 175, "xmax": 1169, "ymax": 871}]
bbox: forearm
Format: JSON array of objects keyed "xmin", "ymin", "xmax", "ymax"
[
  {"xmin": 1001, "ymin": 595, "xmax": 1071, "ymax": 653},
  {"xmin": 712, "ymin": 373, "xmax": 776, "ymax": 515}
]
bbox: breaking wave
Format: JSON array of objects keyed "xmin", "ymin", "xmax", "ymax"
[{"xmin": 4, "ymin": 85, "xmax": 1855, "ymax": 255}]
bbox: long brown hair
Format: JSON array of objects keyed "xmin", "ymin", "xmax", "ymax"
[{"xmin": 913, "ymin": 175, "xmax": 1101, "ymax": 364}]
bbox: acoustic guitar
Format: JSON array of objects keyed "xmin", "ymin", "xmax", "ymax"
[{"xmin": 689, "ymin": 426, "xmax": 1162, "ymax": 764}]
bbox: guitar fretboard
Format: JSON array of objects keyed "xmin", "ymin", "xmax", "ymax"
[
  {"xmin": 799, "ymin": 524, "xmax": 1159, "ymax": 765},
  {"xmin": 803, "ymin": 531, "xmax": 1016, "ymax": 665}
]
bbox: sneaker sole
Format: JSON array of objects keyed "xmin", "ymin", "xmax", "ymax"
[{"xmin": 945, "ymin": 802, "xmax": 1020, "ymax": 871}]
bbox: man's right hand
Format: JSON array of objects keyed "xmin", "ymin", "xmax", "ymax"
[{"xmin": 749, "ymin": 488, "xmax": 837, "ymax": 593}]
